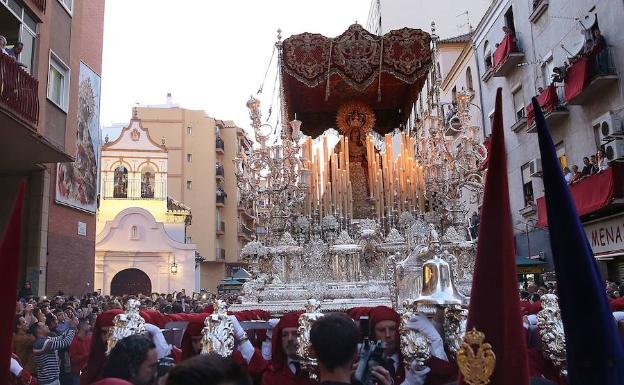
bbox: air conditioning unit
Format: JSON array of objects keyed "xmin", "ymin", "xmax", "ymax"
[
  {"xmin": 594, "ymin": 112, "xmax": 624, "ymax": 143},
  {"xmin": 529, "ymin": 158, "xmax": 543, "ymax": 177},
  {"xmin": 604, "ymin": 139, "xmax": 624, "ymax": 162}
]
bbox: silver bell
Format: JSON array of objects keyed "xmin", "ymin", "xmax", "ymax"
[{"xmin": 414, "ymin": 256, "xmax": 467, "ymax": 312}]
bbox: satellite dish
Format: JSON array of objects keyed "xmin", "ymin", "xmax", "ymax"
[
  {"xmin": 578, "ymin": 12, "xmax": 597, "ymax": 30},
  {"xmin": 561, "ymin": 33, "xmax": 586, "ymax": 58}
]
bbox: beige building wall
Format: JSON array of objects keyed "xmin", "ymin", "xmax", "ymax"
[{"xmin": 133, "ymin": 107, "xmax": 251, "ymax": 291}]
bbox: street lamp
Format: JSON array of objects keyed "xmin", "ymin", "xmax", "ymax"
[{"xmin": 170, "ymin": 258, "xmax": 178, "ymax": 274}]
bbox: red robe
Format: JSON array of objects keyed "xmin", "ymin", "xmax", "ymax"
[{"xmin": 261, "ymin": 363, "xmax": 318, "ymax": 385}]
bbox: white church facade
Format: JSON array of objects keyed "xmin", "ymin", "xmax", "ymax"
[{"xmin": 95, "ymin": 112, "xmax": 198, "ymax": 295}]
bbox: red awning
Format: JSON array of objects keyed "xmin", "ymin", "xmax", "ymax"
[
  {"xmin": 563, "ymin": 57, "xmax": 590, "ymax": 102},
  {"xmin": 526, "ymin": 85, "xmax": 558, "ymax": 127},
  {"xmin": 493, "ymin": 34, "xmax": 516, "ymax": 68},
  {"xmin": 537, "ymin": 165, "xmax": 624, "ymax": 227}
]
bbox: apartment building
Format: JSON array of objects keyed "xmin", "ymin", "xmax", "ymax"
[
  {"xmin": 366, "ymin": 0, "xmax": 491, "ymax": 37},
  {"xmin": 472, "ymin": 0, "xmax": 624, "ymax": 280},
  {"xmin": 129, "ymin": 103, "xmax": 253, "ymax": 291},
  {"xmin": 0, "ymin": 0, "xmax": 105, "ymax": 295}
]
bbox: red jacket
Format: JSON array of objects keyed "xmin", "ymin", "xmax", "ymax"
[
  {"xmin": 261, "ymin": 363, "xmax": 318, "ymax": 385},
  {"xmin": 69, "ymin": 334, "xmax": 92, "ymax": 374}
]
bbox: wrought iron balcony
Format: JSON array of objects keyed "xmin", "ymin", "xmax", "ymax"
[
  {"xmin": 216, "ymin": 189, "xmax": 226, "ymax": 206},
  {"xmin": 216, "ymin": 221, "xmax": 225, "ymax": 235},
  {"xmin": 0, "ymin": 53, "xmax": 39, "ymax": 125},
  {"xmin": 216, "ymin": 248, "xmax": 226, "ymax": 261},
  {"xmin": 216, "ymin": 136, "xmax": 225, "ymax": 153},
  {"xmin": 216, "ymin": 163, "xmax": 225, "ymax": 179}
]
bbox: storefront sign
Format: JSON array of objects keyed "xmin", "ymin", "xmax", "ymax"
[{"xmin": 584, "ymin": 214, "xmax": 624, "ymax": 255}]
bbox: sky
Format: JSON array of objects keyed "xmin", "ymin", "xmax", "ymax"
[{"xmin": 100, "ymin": 0, "xmax": 491, "ymax": 135}]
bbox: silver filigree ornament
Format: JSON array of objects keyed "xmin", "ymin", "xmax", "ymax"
[
  {"xmin": 400, "ymin": 305, "xmax": 431, "ymax": 370},
  {"xmin": 443, "ymin": 305, "xmax": 468, "ymax": 356},
  {"xmin": 201, "ymin": 300, "xmax": 235, "ymax": 357},
  {"xmin": 106, "ymin": 299, "xmax": 146, "ymax": 355},
  {"xmin": 297, "ymin": 299, "xmax": 324, "ymax": 380},
  {"xmin": 536, "ymin": 294, "xmax": 567, "ymax": 375}
]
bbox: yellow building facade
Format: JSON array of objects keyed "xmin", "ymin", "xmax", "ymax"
[
  {"xmin": 133, "ymin": 106, "xmax": 253, "ymax": 291},
  {"xmin": 96, "ymin": 115, "xmax": 197, "ymax": 295}
]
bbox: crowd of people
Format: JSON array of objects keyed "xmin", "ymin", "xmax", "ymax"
[
  {"xmin": 15, "ymin": 277, "xmax": 613, "ymax": 385},
  {"xmin": 561, "ymin": 149, "xmax": 610, "ymax": 185},
  {"xmin": 550, "ymin": 28, "xmax": 609, "ymax": 86}
]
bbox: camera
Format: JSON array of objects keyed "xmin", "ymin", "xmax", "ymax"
[{"xmin": 353, "ymin": 316, "xmax": 395, "ymax": 385}]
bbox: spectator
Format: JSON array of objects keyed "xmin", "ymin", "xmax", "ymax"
[
  {"xmin": 597, "ymin": 149, "xmax": 609, "ymax": 171},
  {"xmin": 165, "ymin": 354, "xmax": 251, "ymax": 385},
  {"xmin": 590, "ymin": 154, "xmax": 599, "ymax": 172},
  {"xmin": 31, "ymin": 316, "xmax": 77, "ymax": 385},
  {"xmin": 581, "ymin": 156, "xmax": 596, "ymax": 176},
  {"xmin": 5, "ymin": 42, "xmax": 26, "ymax": 68},
  {"xmin": 0, "ymin": 35, "xmax": 10, "ymax": 56},
  {"xmin": 469, "ymin": 211, "xmax": 480, "ymax": 240},
  {"xmin": 563, "ymin": 166, "xmax": 573, "ymax": 184},
  {"xmin": 551, "ymin": 67, "xmax": 566, "ymax": 84},
  {"xmin": 591, "ymin": 29, "xmax": 609, "ymax": 74},
  {"xmin": 18, "ymin": 281, "xmax": 33, "ymax": 300},
  {"xmin": 68, "ymin": 319, "xmax": 91, "ymax": 385},
  {"xmin": 571, "ymin": 165, "xmax": 583, "ymax": 183},
  {"xmin": 13, "ymin": 316, "xmax": 36, "ymax": 375},
  {"xmin": 101, "ymin": 335, "xmax": 158, "ymax": 385},
  {"xmin": 310, "ymin": 313, "xmax": 392, "ymax": 385}
]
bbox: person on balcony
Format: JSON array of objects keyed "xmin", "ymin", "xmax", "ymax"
[
  {"xmin": 581, "ymin": 156, "xmax": 597, "ymax": 176},
  {"xmin": 6, "ymin": 42, "xmax": 26, "ymax": 68},
  {"xmin": 590, "ymin": 154, "xmax": 600, "ymax": 174},
  {"xmin": 597, "ymin": 149, "xmax": 609, "ymax": 172},
  {"xmin": 571, "ymin": 165, "xmax": 583, "ymax": 183},
  {"xmin": 590, "ymin": 29, "xmax": 608, "ymax": 74},
  {"xmin": 563, "ymin": 167, "xmax": 573, "ymax": 184},
  {"xmin": 551, "ymin": 67, "xmax": 566, "ymax": 84},
  {"xmin": 0, "ymin": 35, "xmax": 11, "ymax": 56}
]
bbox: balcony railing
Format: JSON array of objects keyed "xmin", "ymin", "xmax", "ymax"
[
  {"xmin": 526, "ymin": 85, "xmax": 568, "ymax": 133},
  {"xmin": 537, "ymin": 164, "xmax": 624, "ymax": 227},
  {"xmin": 101, "ymin": 178, "xmax": 166, "ymax": 200},
  {"xmin": 564, "ymin": 46, "xmax": 618, "ymax": 105},
  {"xmin": 216, "ymin": 137, "xmax": 225, "ymax": 152},
  {"xmin": 216, "ymin": 164, "xmax": 224, "ymax": 177},
  {"xmin": 0, "ymin": 54, "xmax": 39, "ymax": 124},
  {"xmin": 238, "ymin": 222, "xmax": 255, "ymax": 239},
  {"xmin": 216, "ymin": 190, "xmax": 226, "ymax": 205},
  {"xmin": 492, "ymin": 34, "xmax": 524, "ymax": 77},
  {"xmin": 216, "ymin": 248, "xmax": 226, "ymax": 261},
  {"xmin": 216, "ymin": 221, "xmax": 225, "ymax": 234}
]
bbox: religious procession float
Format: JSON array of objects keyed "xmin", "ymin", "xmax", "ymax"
[{"xmin": 105, "ymin": 23, "xmax": 568, "ymax": 383}]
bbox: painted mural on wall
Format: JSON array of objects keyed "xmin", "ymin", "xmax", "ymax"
[{"xmin": 56, "ymin": 62, "xmax": 100, "ymax": 213}]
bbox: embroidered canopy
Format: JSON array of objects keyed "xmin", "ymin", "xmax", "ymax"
[{"xmin": 280, "ymin": 24, "xmax": 432, "ymax": 138}]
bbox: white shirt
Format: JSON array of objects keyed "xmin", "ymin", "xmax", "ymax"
[{"xmin": 288, "ymin": 359, "xmax": 300, "ymax": 375}]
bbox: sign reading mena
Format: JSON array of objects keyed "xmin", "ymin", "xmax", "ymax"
[{"xmin": 584, "ymin": 214, "xmax": 624, "ymax": 255}]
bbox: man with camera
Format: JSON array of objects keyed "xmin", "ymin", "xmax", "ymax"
[{"xmin": 311, "ymin": 313, "xmax": 393, "ymax": 385}]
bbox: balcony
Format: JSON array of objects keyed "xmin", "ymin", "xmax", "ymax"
[
  {"xmin": 216, "ymin": 136, "xmax": 225, "ymax": 154},
  {"xmin": 536, "ymin": 165, "xmax": 624, "ymax": 227},
  {"xmin": 101, "ymin": 178, "xmax": 166, "ymax": 200},
  {"xmin": 1, "ymin": 54, "xmax": 39, "ymax": 125},
  {"xmin": 216, "ymin": 189, "xmax": 226, "ymax": 207},
  {"xmin": 565, "ymin": 48, "xmax": 618, "ymax": 106},
  {"xmin": 238, "ymin": 222, "xmax": 255, "ymax": 241},
  {"xmin": 216, "ymin": 248, "xmax": 226, "ymax": 261},
  {"xmin": 526, "ymin": 85, "xmax": 569, "ymax": 133},
  {"xmin": 237, "ymin": 200, "xmax": 256, "ymax": 219},
  {"xmin": 492, "ymin": 35, "xmax": 524, "ymax": 78},
  {"xmin": 216, "ymin": 221, "xmax": 225, "ymax": 235},
  {"xmin": 216, "ymin": 163, "xmax": 224, "ymax": 180},
  {"xmin": 529, "ymin": 0, "xmax": 548, "ymax": 23}
]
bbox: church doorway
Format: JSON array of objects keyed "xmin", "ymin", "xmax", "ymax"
[{"xmin": 110, "ymin": 268, "xmax": 152, "ymax": 296}]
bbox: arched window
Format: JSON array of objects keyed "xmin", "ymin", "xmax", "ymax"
[
  {"xmin": 113, "ymin": 166, "xmax": 128, "ymax": 198},
  {"xmin": 466, "ymin": 67, "xmax": 474, "ymax": 90},
  {"xmin": 484, "ymin": 41, "xmax": 492, "ymax": 69},
  {"xmin": 141, "ymin": 165, "xmax": 156, "ymax": 198}
]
